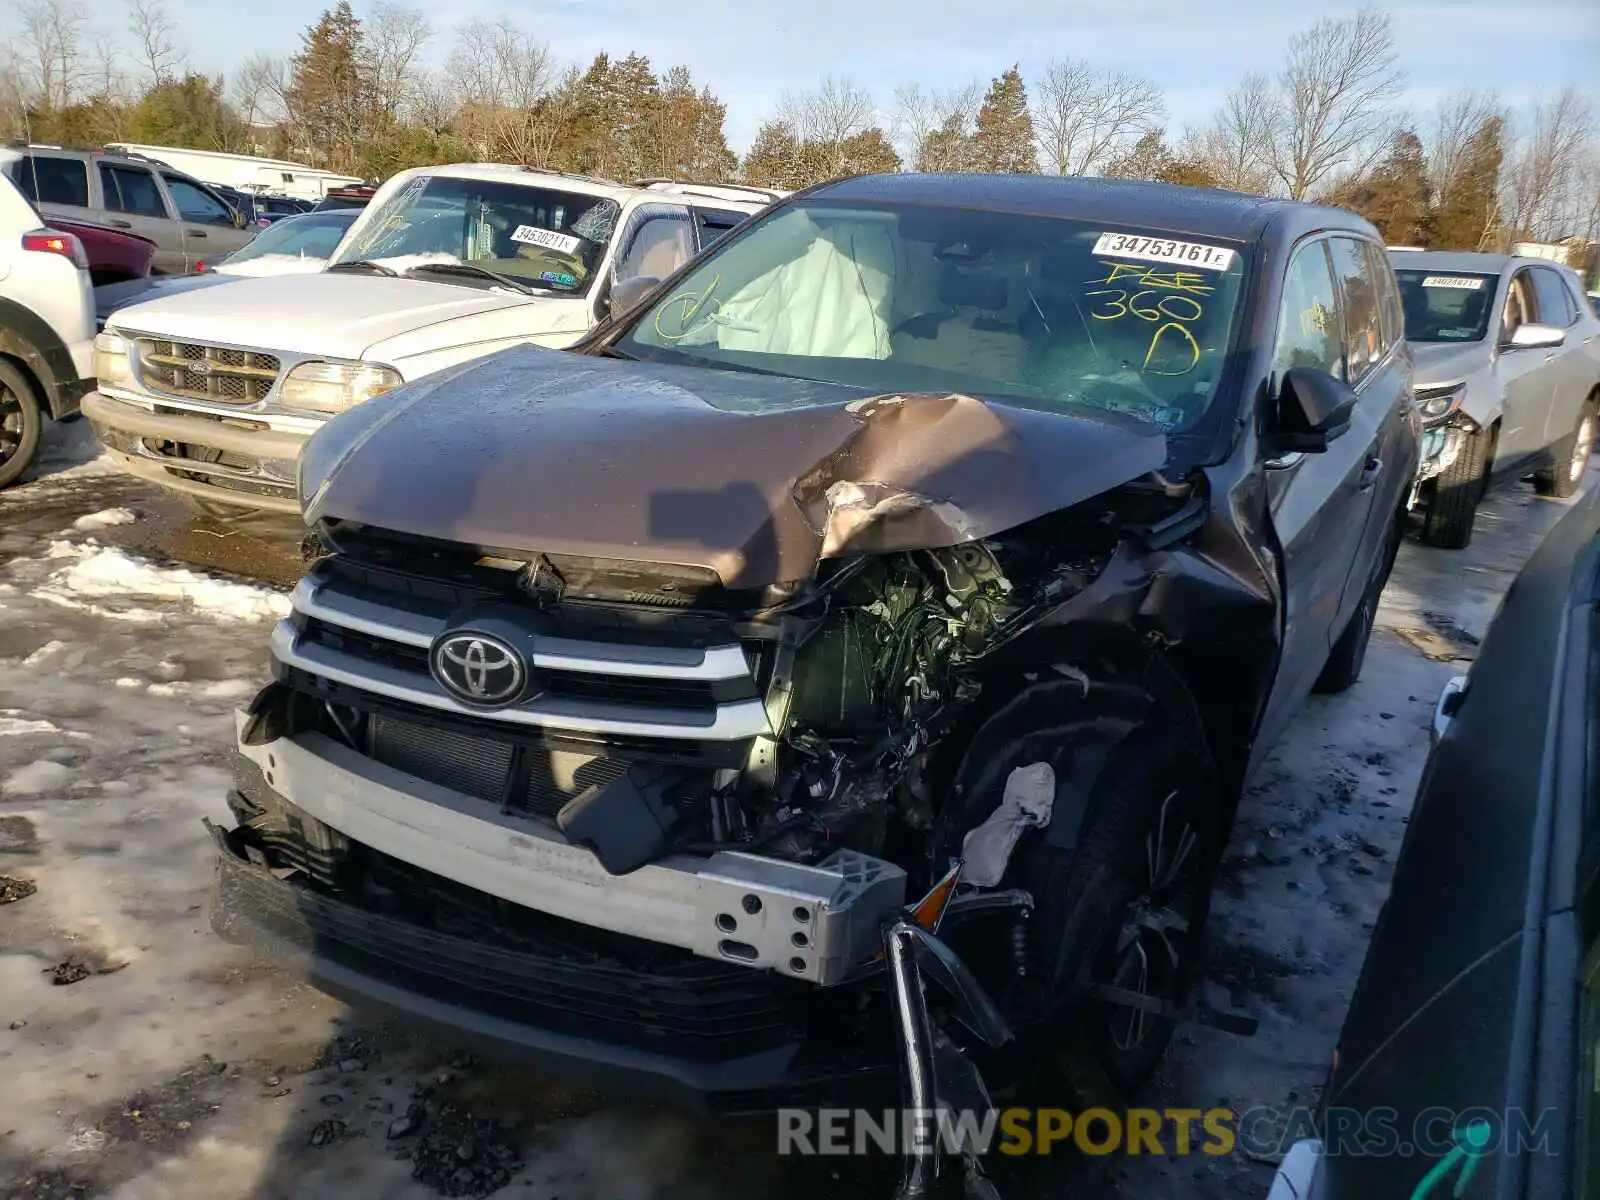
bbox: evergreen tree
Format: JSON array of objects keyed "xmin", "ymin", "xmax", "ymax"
[
  {"xmin": 917, "ymin": 112, "xmax": 975, "ymax": 172},
  {"xmin": 970, "ymin": 67, "xmax": 1037, "ymax": 173},
  {"xmin": 130, "ymin": 73, "xmax": 243, "ymax": 150},
  {"xmin": 1429, "ymin": 114, "xmax": 1503, "ymax": 250},
  {"xmin": 1333, "ymin": 130, "xmax": 1430, "ymax": 245},
  {"xmin": 285, "ymin": 2, "xmax": 370, "ymax": 170}
]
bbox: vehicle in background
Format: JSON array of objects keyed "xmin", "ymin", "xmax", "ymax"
[
  {"xmin": 0, "ymin": 173, "xmax": 96, "ymax": 488},
  {"xmin": 101, "ymin": 143, "xmax": 362, "ymax": 202},
  {"xmin": 0, "ymin": 144, "xmax": 255, "ymax": 274},
  {"xmin": 207, "ymin": 177, "xmax": 1419, "ymax": 1177},
  {"xmin": 44, "ymin": 217, "xmax": 156, "ymax": 287},
  {"xmin": 310, "ymin": 184, "xmax": 378, "ymax": 213},
  {"xmin": 94, "ymin": 210, "xmax": 361, "ymax": 326},
  {"xmin": 1391, "ymin": 250, "xmax": 1600, "ymax": 548},
  {"xmin": 84, "ymin": 165, "xmax": 772, "ymax": 511},
  {"xmin": 212, "ymin": 185, "xmax": 313, "ymax": 229},
  {"xmin": 1266, "ymin": 481, "xmax": 1599, "ymax": 1200}
]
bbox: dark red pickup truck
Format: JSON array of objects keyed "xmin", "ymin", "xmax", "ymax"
[{"xmin": 44, "ymin": 217, "xmax": 156, "ymax": 287}]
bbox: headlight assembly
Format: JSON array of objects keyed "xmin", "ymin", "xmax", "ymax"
[
  {"xmin": 1416, "ymin": 382, "xmax": 1466, "ymax": 426},
  {"xmin": 92, "ymin": 331, "xmax": 135, "ymax": 390},
  {"xmin": 280, "ymin": 360, "xmax": 402, "ymax": 414}
]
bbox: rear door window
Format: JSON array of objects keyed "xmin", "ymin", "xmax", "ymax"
[
  {"xmin": 15, "ymin": 155, "xmax": 88, "ymax": 206},
  {"xmin": 692, "ymin": 208, "xmax": 747, "ymax": 251},
  {"xmin": 1328, "ymin": 237, "xmax": 1384, "ymax": 385},
  {"xmin": 1273, "ymin": 239, "xmax": 1343, "ymax": 379},
  {"xmin": 100, "ymin": 165, "xmax": 168, "ymax": 218},
  {"xmin": 1531, "ymin": 267, "xmax": 1578, "ymax": 328}
]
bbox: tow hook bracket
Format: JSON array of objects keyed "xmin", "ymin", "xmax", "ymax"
[{"xmin": 1086, "ymin": 983, "xmax": 1261, "ymax": 1037}]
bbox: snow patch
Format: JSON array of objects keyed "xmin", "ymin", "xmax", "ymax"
[
  {"xmin": 34, "ymin": 544, "xmax": 289, "ymax": 623},
  {"xmin": 4, "ymin": 759, "xmax": 71, "ymax": 796},
  {"xmin": 22, "ymin": 640, "xmax": 67, "ymax": 666},
  {"xmin": 72, "ymin": 507, "xmax": 138, "ymax": 531}
]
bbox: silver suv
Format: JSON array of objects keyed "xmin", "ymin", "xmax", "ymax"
[{"xmin": 0, "ymin": 144, "xmax": 255, "ymax": 275}]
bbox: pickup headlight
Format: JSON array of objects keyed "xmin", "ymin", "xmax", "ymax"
[
  {"xmin": 280, "ymin": 361, "xmax": 402, "ymax": 414},
  {"xmin": 92, "ymin": 331, "xmax": 135, "ymax": 389},
  {"xmin": 1416, "ymin": 383, "xmax": 1466, "ymax": 426}
]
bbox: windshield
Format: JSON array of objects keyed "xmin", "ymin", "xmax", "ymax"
[
  {"xmin": 220, "ymin": 212, "xmax": 355, "ymax": 267},
  {"xmin": 1394, "ymin": 270, "xmax": 1498, "ymax": 342},
  {"xmin": 332, "ymin": 174, "xmax": 620, "ymax": 296},
  {"xmin": 617, "ymin": 202, "xmax": 1249, "ymax": 432}
]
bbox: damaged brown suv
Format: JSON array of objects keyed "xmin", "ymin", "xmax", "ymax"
[{"xmin": 209, "ymin": 174, "xmax": 1418, "ymax": 1191}]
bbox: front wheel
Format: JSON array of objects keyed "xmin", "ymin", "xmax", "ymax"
[
  {"xmin": 0, "ymin": 360, "xmax": 44, "ymax": 490},
  {"xmin": 1534, "ymin": 404, "xmax": 1595, "ymax": 499},
  {"xmin": 1421, "ymin": 425, "xmax": 1489, "ymax": 549}
]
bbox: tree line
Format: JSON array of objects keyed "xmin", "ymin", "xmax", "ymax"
[{"xmin": 1, "ymin": 0, "xmax": 1594, "ymax": 251}]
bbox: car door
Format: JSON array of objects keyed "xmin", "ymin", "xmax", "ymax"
[
  {"xmin": 1259, "ymin": 235, "xmax": 1379, "ymax": 735},
  {"xmin": 98, "ymin": 163, "xmax": 186, "ymax": 274},
  {"xmin": 597, "ymin": 203, "xmax": 696, "ymax": 319},
  {"xmin": 10, "ymin": 153, "xmax": 96, "ymax": 224},
  {"xmin": 1530, "ymin": 265, "xmax": 1594, "ymax": 451},
  {"xmin": 1492, "ymin": 267, "xmax": 1560, "ymax": 475},
  {"xmin": 160, "ymin": 173, "xmax": 253, "ymax": 268}
]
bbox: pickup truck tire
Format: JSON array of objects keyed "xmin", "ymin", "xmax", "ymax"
[
  {"xmin": 946, "ymin": 682, "xmax": 1219, "ymax": 1092},
  {"xmin": 0, "ymin": 358, "xmax": 44, "ymax": 489},
  {"xmin": 1533, "ymin": 404, "xmax": 1595, "ymax": 499},
  {"xmin": 1421, "ymin": 425, "xmax": 1489, "ymax": 549}
]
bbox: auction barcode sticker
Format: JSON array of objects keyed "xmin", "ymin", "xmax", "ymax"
[
  {"xmin": 1093, "ymin": 232, "xmax": 1236, "ymax": 272},
  {"xmin": 1421, "ymin": 275, "xmax": 1486, "ymax": 289},
  {"xmin": 511, "ymin": 226, "xmax": 582, "ymax": 255}
]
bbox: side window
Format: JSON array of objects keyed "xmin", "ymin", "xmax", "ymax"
[
  {"xmin": 1272, "ymin": 239, "xmax": 1343, "ymax": 379},
  {"xmin": 101, "ymin": 166, "xmax": 167, "ymax": 218},
  {"xmin": 1502, "ymin": 272, "xmax": 1535, "ymax": 340},
  {"xmin": 1364, "ymin": 240, "xmax": 1403, "ymax": 352},
  {"xmin": 1531, "ymin": 267, "xmax": 1577, "ymax": 328},
  {"xmin": 16, "ymin": 156, "xmax": 88, "ymax": 206},
  {"xmin": 1328, "ymin": 237, "xmax": 1384, "ymax": 385},
  {"xmin": 693, "ymin": 208, "xmax": 747, "ymax": 251},
  {"xmin": 163, "ymin": 176, "xmax": 233, "ymax": 225},
  {"xmin": 614, "ymin": 211, "xmax": 695, "ymax": 283}
]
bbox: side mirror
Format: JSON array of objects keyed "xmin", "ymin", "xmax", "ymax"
[
  {"xmin": 606, "ymin": 274, "xmax": 660, "ymax": 319},
  {"xmin": 1268, "ymin": 366, "xmax": 1357, "ymax": 455},
  {"xmin": 1505, "ymin": 322, "xmax": 1564, "ymax": 350}
]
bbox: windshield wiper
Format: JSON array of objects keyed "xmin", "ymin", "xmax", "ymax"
[
  {"xmin": 326, "ymin": 259, "xmax": 398, "ymax": 276},
  {"xmin": 403, "ymin": 261, "xmax": 548, "ymax": 295}
]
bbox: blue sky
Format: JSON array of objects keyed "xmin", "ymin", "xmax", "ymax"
[{"xmin": 152, "ymin": 0, "xmax": 1600, "ymax": 152}]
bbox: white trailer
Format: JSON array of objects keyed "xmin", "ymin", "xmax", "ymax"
[{"xmin": 102, "ymin": 144, "xmax": 362, "ymax": 200}]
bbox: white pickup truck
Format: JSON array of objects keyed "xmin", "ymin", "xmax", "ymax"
[{"xmin": 83, "ymin": 165, "xmax": 781, "ymax": 512}]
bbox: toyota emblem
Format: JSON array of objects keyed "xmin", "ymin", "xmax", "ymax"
[{"xmin": 429, "ymin": 631, "xmax": 527, "ymax": 707}]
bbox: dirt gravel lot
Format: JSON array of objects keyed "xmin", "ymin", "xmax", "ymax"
[{"xmin": 1, "ymin": 420, "xmax": 1589, "ymax": 1200}]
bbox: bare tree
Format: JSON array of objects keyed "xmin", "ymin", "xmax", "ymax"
[
  {"xmin": 1500, "ymin": 87, "xmax": 1596, "ymax": 239},
  {"xmin": 1427, "ymin": 88, "xmax": 1501, "ymax": 210},
  {"xmin": 0, "ymin": 49, "xmax": 29, "ymax": 138},
  {"xmin": 363, "ymin": 2, "xmax": 430, "ymax": 120},
  {"xmin": 449, "ymin": 17, "xmax": 555, "ymax": 111},
  {"xmin": 1266, "ymin": 8, "xmax": 1405, "ymax": 199},
  {"xmin": 889, "ymin": 81, "xmax": 979, "ymax": 166},
  {"xmin": 1195, "ymin": 73, "xmax": 1276, "ymax": 193},
  {"xmin": 780, "ymin": 76, "xmax": 877, "ymax": 148},
  {"xmin": 17, "ymin": 0, "xmax": 89, "ymax": 111},
  {"xmin": 1033, "ymin": 58, "xmax": 1165, "ymax": 176},
  {"xmin": 231, "ymin": 53, "xmax": 288, "ymax": 134},
  {"xmin": 404, "ymin": 67, "xmax": 457, "ymax": 133},
  {"xmin": 126, "ymin": 0, "xmax": 184, "ymax": 86}
]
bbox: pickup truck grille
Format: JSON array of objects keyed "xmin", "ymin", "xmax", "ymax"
[
  {"xmin": 271, "ymin": 563, "xmax": 770, "ymax": 746},
  {"xmin": 136, "ymin": 338, "xmax": 281, "ymax": 404}
]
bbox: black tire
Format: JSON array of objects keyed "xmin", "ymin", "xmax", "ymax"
[
  {"xmin": 0, "ymin": 359, "xmax": 44, "ymax": 490},
  {"xmin": 1421, "ymin": 425, "xmax": 1489, "ymax": 549},
  {"xmin": 1533, "ymin": 404, "xmax": 1595, "ymax": 499},
  {"xmin": 1314, "ymin": 512, "xmax": 1401, "ymax": 694},
  {"xmin": 946, "ymin": 680, "xmax": 1219, "ymax": 1093}
]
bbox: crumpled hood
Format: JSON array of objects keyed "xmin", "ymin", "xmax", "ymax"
[
  {"xmin": 107, "ymin": 273, "xmax": 540, "ymax": 360},
  {"xmin": 302, "ymin": 346, "xmax": 1169, "ymax": 588},
  {"xmin": 1410, "ymin": 340, "xmax": 1489, "ymax": 387}
]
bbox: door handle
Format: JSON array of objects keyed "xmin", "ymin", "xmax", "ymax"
[
  {"xmin": 1358, "ymin": 457, "xmax": 1383, "ymax": 492},
  {"xmin": 188, "ymin": 230, "xmax": 208, "ymax": 238},
  {"xmin": 107, "ymin": 218, "xmax": 132, "ymax": 228}
]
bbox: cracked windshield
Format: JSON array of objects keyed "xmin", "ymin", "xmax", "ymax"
[{"xmin": 622, "ymin": 204, "xmax": 1247, "ymax": 430}]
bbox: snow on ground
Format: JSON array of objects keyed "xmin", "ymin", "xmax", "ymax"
[{"xmin": 0, "ymin": 441, "xmax": 1591, "ymax": 1200}]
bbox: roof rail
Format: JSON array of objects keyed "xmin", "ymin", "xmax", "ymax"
[
  {"xmin": 517, "ymin": 164, "xmax": 625, "ymax": 187},
  {"xmin": 636, "ymin": 178, "xmax": 786, "ymax": 203}
]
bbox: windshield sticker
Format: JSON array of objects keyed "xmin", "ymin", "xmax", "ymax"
[
  {"xmin": 511, "ymin": 226, "xmax": 582, "ymax": 255},
  {"xmin": 1421, "ymin": 275, "xmax": 1486, "ymax": 289},
  {"xmin": 1083, "ymin": 261, "xmax": 1214, "ymax": 375},
  {"xmin": 1092, "ymin": 232, "xmax": 1235, "ymax": 273},
  {"xmin": 540, "ymin": 270, "xmax": 577, "ymax": 287}
]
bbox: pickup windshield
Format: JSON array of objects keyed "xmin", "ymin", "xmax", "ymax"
[
  {"xmin": 618, "ymin": 201, "xmax": 1249, "ymax": 432},
  {"xmin": 331, "ymin": 175, "xmax": 620, "ymax": 296},
  {"xmin": 1394, "ymin": 270, "xmax": 1499, "ymax": 342}
]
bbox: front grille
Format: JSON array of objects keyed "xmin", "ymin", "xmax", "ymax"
[{"xmin": 136, "ymin": 338, "xmax": 281, "ymax": 404}]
